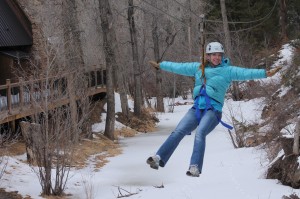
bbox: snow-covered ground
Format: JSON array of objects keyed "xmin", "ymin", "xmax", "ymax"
[
  {"xmin": 1, "ymin": 95, "xmax": 299, "ymax": 199},
  {"xmin": 0, "ymin": 43, "xmax": 298, "ymax": 198}
]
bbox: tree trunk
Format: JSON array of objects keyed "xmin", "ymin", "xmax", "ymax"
[
  {"xmin": 279, "ymin": 0, "xmax": 288, "ymax": 41},
  {"xmin": 66, "ymin": 73, "xmax": 78, "ymax": 141},
  {"xmin": 220, "ymin": 0, "xmax": 240, "ymax": 101},
  {"xmin": 152, "ymin": 20, "xmax": 164, "ymax": 112},
  {"xmin": 107, "ymin": 9, "xmax": 129, "ymax": 117},
  {"xmin": 119, "ymin": 87, "xmax": 129, "ymax": 117},
  {"xmin": 128, "ymin": 0, "xmax": 143, "ymax": 117},
  {"xmin": 62, "ymin": 0, "xmax": 83, "ymax": 138},
  {"xmin": 99, "ymin": 0, "xmax": 116, "ymax": 140}
]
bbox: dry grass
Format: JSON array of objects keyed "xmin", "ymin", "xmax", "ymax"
[
  {"xmin": 115, "ymin": 127, "xmax": 138, "ymax": 137},
  {"xmin": 72, "ymin": 134, "xmax": 121, "ymax": 170},
  {"xmin": 116, "ymin": 108, "xmax": 159, "ymax": 133},
  {"xmin": 0, "ymin": 133, "xmax": 121, "ymax": 171},
  {"xmin": 0, "ymin": 141, "xmax": 26, "ymax": 157}
]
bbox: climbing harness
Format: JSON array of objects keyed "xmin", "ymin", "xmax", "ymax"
[{"xmin": 194, "ymin": 84, "xmax": 233, "ymax": 130}]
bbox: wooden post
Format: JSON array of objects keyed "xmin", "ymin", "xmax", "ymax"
[
  {"xmin": 10, "ymin": 121, "xmax": 16, "ymax": 134},
  {"xmin": 19, "ymin": 77, "xmax": 24, "ymax": 110},
  {"xmin": 39, "ymin": 74, "xmax": 44, "ymax": 103},
  {"xmin": 29, "ymin": 75, "xmax": 34, "ymax": 106},
  {"xmin": 88, "ymin": 69, "xmax": 92, "ymax": 88},
  {"xmin": 57, "ymin": 77, "xmax": 63, "ymax": 98},
  {"xmin": 101, "ymin": 69, "xmax": 104, "ymax": 87},
  {"xmin": 6, "ymin": 79, "xmax": 12, "ymax": 114},
  {"xmin": 48, "ymin": 76, "xmax": 53, "ymax": 101},
  {"xmin": 94, "ymin": 67, "xmax": 98, "ymax": 88}
]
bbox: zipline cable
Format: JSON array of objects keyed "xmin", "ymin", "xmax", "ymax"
[
  {"xmin": 170, "ymin": 0, "xmax": 199, "ymax": 19},
  {"xmin": 139, "ymin": 0, "xmax": 278, "ymax": 34},
  {"xmin": 140, "ymin": 0, "xmax": 188, "ymax": 27},
  {"xmin": 170, "ymin": 0, "xmax": 278, "ymax": 25}
]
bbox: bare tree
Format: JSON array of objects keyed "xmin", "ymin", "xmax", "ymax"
[
  {"xmin": 224, "ymin": 102, "xmax": 248, "ymax": 148},
  {"xmin": 18, "ymin": 36, "xmax": 92, "ymax": 196},
  {"xmin": 279, "ymin": 0, "xmax": 288, "ymax": 41},
  {"xmin": 116, "ymin": 74, "xmax": 130, "ymax": 117},
  {"xmin": 128, "ymin": 0, "xmax": 143, "ymax": 117},
  {"xmin": 110, "ymin": 16, "xmax": 130, "ymax": 118},
  {"xmin": 99, "ymin": 0, "xmax": 116, "ymax": 140},
  {"xmin": 11, "ymin": 3, "xmax": 93, "ymax": 194},
  {"xmin": 0, "ymin": 156, "xmax": 7, "ymax": 181},
  {"xmin": 62, "ymin": 0, "xmax": 85, "ymax": 141},
  {"xmin": 147, "ymin": 0, "xmax": 179, "ymax": 112},
  {"xmin": 220, "ymin": 0, "xmax": 241, "ymax": 101},
  {"xmin": 0, "ymin": 126, "xmax": 12, "ymax": 182},
  {"xmin": 152, "ymin": 24, "xmax": 178, "ymax": 112},
  {"xmin": 151, "ymin": 10, "xmax": 164, "ymax": 112}
]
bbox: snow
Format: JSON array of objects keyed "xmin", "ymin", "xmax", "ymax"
[
  {"xmin": 281, "ymin": 123, "xmax": 297, "ymax": 138},
  {"xmin": 272, "ymin": 43, "xmax": 295, "ymax": 67},
  {"xmin": 0, "ymin": 43, "xmax": 299, "ymax": 198},
  {"xmin": 1, "ymin": 93, "xmax": 299, "ymax": 199},
  {"xmin": 261, "ymin": 43, "xmax": 295, "ymax": 85},
  {"xmin": 223, "ymin": 98, "xmax": 265, "ymax": 125},
  {"xmin": 278, "ymin": 86, "xmax": 292, "ymax": 98},
  {"xmin": 92, "ymin": 113, "xmax": 127, "ymax": 133}
]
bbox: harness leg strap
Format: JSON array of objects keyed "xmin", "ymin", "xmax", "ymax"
[{"xmin": 195, "ymin": 84, "xmax": 233, "ymax": 130}]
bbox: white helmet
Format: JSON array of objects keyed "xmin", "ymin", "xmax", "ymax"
[{"xmin": 206, "ymin": 42, "xmax": 224, "ymax": 54}]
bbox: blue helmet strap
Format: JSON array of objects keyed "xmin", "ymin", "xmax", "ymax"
[{"xmin": 195, "ymin": 83, "xmax": 233, "ymax": 130}]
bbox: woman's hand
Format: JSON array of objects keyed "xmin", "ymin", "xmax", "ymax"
[
  {"xmin": 149, "ymin": 61, "xmax": 160, "ymax": 70},
  {"xmin": 266, "ymin": 66, "xmax": 282, "ymax": 77}
]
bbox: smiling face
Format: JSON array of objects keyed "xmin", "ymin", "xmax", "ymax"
[{"xmin": 206, "ymin": 52, "xmax": 223, "ymax": 66}]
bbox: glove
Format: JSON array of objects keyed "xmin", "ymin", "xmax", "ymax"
[
  {"xmin": 266, "ymin": 66, "xmax": 282, "ymax": 77},
  {"xmin": 149, "ymin": 61, "xmax": 160, "ymax": 70}
]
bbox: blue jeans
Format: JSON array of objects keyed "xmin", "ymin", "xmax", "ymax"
[{"xmin": 156, "ymin": 107, "xmax": 221, "ymax": 173}]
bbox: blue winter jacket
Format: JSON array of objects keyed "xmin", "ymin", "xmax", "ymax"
[{"xmin": 159, "ymin": 60, "xmax": 267, "ymax": 112}]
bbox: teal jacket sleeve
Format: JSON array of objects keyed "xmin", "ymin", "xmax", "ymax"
[
  {"xmin": 159, "ymin": 61, "xmax": 201, "ymax": 76},
  {"xmin": 226, "ymin": 66, "xmax": 267, "ymax": 81}
]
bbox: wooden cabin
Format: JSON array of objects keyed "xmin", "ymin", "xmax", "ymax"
[
  {"xmin": 0, "ymin": 0, "xmax": 106, "ymax": 131},
  {"xmin": 0, "ymin": 0, "xmax": 32, "ymax": 83}
]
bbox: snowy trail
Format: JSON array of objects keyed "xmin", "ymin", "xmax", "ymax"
[
  {"xmin": 68, "ymin": 107, "xmax": 299, "ymax": 199},
  {"xmin": 3, "ymin": 102, "xmax": 298, "ymax": 199}
]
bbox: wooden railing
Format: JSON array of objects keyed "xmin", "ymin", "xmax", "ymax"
[{"xmin": 0, "ymin": 68, "xmax": 106, "ymax": 124}]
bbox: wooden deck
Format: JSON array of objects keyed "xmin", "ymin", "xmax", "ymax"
[{"xmin": 0, "ymin": 69, "xmax": 106, "ymax": 125}]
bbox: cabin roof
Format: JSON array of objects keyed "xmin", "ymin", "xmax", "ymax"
[{"xmin": 0, "ymin": 0, "xmax": 32, "ymax": 47}]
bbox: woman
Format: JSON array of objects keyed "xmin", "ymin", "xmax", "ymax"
[{"xmin": 147, "ymin": 41, "xmax": 281, "ymax": 177}]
